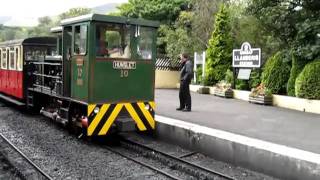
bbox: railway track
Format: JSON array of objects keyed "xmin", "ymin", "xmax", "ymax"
[
  {"xmin": 0, "ymin": 133, "xmax": 53, "ymax": 180},
  {"xmin": 105, "ymin": 137, "xmax": 235, "ymax": 180}
]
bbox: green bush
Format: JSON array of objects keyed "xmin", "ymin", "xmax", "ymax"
[
  {"xmin": 236, "ymin": 80, "xmax": 249, "ymax": 90},
  {"xmin": 261, "ymin": 51, "xmax": 290, "ymax": 94},
  {"xmin": 195, "ymin": 66, "xmax": 203, "ymax": 84},
  {"xmin": 225, "ymin": 69, "xmax": 234, "ymax": 84},
  {"xmin": 249, "ymin": 70, "xmax": 261, "ymax": 89},
  {"xmin": 295, "ymin": 60, "xmax": 320, "ymax": 99},
  {"xmin": 287, "ymin": 54, "xmax": 307, "ymax": 96}
]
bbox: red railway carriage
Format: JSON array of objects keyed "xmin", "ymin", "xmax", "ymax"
[{"xmin": 0, "ymin": 37, "xmax": 56, "ymax": 101}]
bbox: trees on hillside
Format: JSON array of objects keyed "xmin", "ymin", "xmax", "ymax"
[{"xmin": 118, "ymin": 0, "xmax": 190, "ymax": 24}]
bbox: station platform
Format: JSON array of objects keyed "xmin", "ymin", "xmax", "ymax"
[{"xmin": 154, "ymin": 89, "xmax": 320, "ymax": 180}]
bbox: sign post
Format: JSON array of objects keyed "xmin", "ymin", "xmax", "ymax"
[
  {"xmin": 194, "ymin": 51, "xmax": 206, "ymax": 84},
  {"xmin": 232, "ymin": 42, "xmax": 261, "ymax": 88}
]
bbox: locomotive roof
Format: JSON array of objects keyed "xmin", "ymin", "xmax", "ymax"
[
  {"xmin": 61, "ymin": 13, "xmax": 160, "ymax": 28},
  {"xmin": 0, "ymin": 37, "xmax": 56, "ymax": 47}
]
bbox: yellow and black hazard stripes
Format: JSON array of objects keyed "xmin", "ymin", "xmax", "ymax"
[
  {"xmin": 124, "ymin": 103, "xmax": 147, "ymax": 131},
  {"xmin": 86, "ymin": 102, "xmax": 155, "ymax": 136}
]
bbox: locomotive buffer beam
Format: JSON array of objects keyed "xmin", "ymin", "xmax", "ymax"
[
  {"xmin": 115, "ymin": 117, "xmax": 136, "ymax": 132},
  {"xmin": 40, "ymin": 108, "xmax": 68, "ymax": 127}
]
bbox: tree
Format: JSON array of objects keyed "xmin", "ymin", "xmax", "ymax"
[
  {"xmin": 117, "ymin": 0, "xmax": 190, "ymax": 24},
  {"xmin": 160, "ymin": 11, "xmax": 195, "ymax": 61},
  {"xmin": 247, "ymin": 0, "xmax": 320, "ymax": 61},
  {"xmin": 247, "ymin": 0, "xmax": 320, "ymax": 96},
  {"xmin": 190, "ymin": 0, "xmax": 224, "ymax": 50},
  {"xmin": 59, "ymin": 7, "xmax": 92, "ymax": 20},
  {"xmin": 205, "ymin": 4, "xmax": 233, "ymax": 85}
]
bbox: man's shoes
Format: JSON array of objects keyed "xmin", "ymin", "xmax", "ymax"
[
  {"xmin": 176, "ymin": 107, "xmax": 183, "ymax": 111},
  {"xmin": 182, "ymin": 108, "xmax": 191, "ymax": 112}
]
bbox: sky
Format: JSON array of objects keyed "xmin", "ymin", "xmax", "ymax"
[{"xmin": 0, "ymin": 0, "xmax": 128, "ymax": 26}]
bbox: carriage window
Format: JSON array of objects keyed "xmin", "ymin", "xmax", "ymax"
[
  {"xmin": 9, "ymin": 49, "xmax": 15, "ymax": 70},
  {"xmin": 16, "ymin": 47, "xmax": 22, "ymax": 71},
  {"xmin": 96, "ymin": 24, "xmax": 131, "ymax": 58},
  {"xmin": 136, "ymin": 26, "xmax": 153, "ymax": 60},
  {"xmin": 25, "ymin": 47, "xmax": 46, "ymax": 61},
  {"xmin": 74, "ymin": 25, "xmax": 87, "ymax": 55},
  {"xmin": 1, "ymin": 49, "xmax": 7, "ymax": 69}
]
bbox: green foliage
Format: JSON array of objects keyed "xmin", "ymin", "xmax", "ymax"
[
  {"xmin": 195, "ymin": 66, "xmax": 203, "ymax": 84},
  {"xmin": 261, "ymin": 51, "xmax": 291, "ymax": 94},
  {"xmin": 205, "ymin": 4, "xmax": 233, "ymax": 85},
  {"xmin": 249, "ymin": 70, "xmax": 261, "ymax": 89},
  {"xmin": 236, "ymin": 80, "xmax": 249, "ymax": 90},
  {"xmin": 117, "ymin": 0, "xmax": 190, "ymax": 24},
  {"xmin": 190, "ymin": 0, "xmax": 223, "ymax": 51},
  {"xmin": 0, "ymin": 7, "xmax": 92, "ymax": 41},
  {"xmin": 59, "ymin": 8, "xmax": 92, "ymax": 20},
  {"xmin": 247, "ymin": 0, "xmax": 320, "ymax": 69},
  {"xmin": 159, "ymin": 11, "xmax": 195, "ymax": 60},
  {"xmin": 224, "ymin": 69, "xmax": 233, "ymax": 84},
  {"xmin": 0, "ymin": 26, "xmax": 28, "ymax": 41},
  {"xmin": 287, "ymin": 53, "xmax": 307, "ymax": 96},
  {"xmin": 295, "ymin": 60, "xmax": 320, "ymax": 99}
]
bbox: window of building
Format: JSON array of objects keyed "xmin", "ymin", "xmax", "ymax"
[
  {"xmin": 96, "ymin": 24, "xmax": 130, "ymax": 58},
  {"xmin": 136, "ymin": 26, "xmax": 153, "ymax": 60},
  {"xmin": 1, "ymin": 49, "xmax": 6, "ymax": 69},
  {"xmin": 74, "ymin": 25, "xmax": 87, "ymax": 55}
]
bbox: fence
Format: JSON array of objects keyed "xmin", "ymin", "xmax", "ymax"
[{"xmin": 156, "ymin": 55, "xmax": 182, "ymax": 71}]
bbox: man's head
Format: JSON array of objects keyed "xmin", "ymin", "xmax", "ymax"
[{"xmin": 180, "ymin": 53, "xmax": 189, "ymax": 63}]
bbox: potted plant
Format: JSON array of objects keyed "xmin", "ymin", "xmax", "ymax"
[
  {"xmin": 214, "ymin": 80, "xmax": 234, "ymax": 98},
  {"xmin": 249, "ymin": 83, "xmax": 273, "ymax": 105}
]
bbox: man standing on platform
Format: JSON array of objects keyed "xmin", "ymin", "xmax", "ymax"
[{"xmin": 176, "ymin": 53, "xmax": 193, "ymax": 112}]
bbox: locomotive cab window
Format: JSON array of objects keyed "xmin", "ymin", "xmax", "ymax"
[
  {"xmin": 74, "ymin": 25, "xmax": 87, "ymax": 55},
  {"xmin": 96, "ymin": 24, "xmax": 131, "ymax": 58},
  {"xmin": 136, "ymin": 26, "xmax": 154, "ymax": 60}
]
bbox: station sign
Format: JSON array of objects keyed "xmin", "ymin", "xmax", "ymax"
[{"xmin": 232, "ymin": 42, "xmax": 261, "ymax": 68}]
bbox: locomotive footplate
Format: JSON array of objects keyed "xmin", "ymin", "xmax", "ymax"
[{"xmin": 85, "ymin": 101, "xmax": 155, "ymax": 136}]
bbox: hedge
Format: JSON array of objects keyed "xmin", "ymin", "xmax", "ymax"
[
  {"xmin": 287, "ymin": 54, "xmax": 306, "ymax": 96},
  {"xmin": 262, "ymin": 51, "xmax": 291, "ymax": 94}
]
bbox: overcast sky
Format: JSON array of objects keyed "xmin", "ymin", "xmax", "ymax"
[{"xmin": 0, "ymin": 0, "xmax": 128, "ymax": 26}]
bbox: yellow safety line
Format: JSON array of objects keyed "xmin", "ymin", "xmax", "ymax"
[
  {"xmin": 137, "ymin": 102, "xmax": 155, "ymax": 129},
  {"xmin": 98, "ymin": 104, "xmax": 124, "ymax": 135},
  {"xmin": 124, "ymin": 103, "xmax": 147, "ymax": 131},
  {"xmin": 87, "ymin": 104, "xmax": 110, "ymax": 136},
  {"xmin": 88, "ymin": 104, "xmax": 96, "ymax": 116},
  {"xmin": 149, "ymin": 101, "xmax": 155, "ymax": 110}
]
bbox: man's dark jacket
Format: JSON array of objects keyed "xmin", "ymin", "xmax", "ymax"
[{"xmin": 180, "ymin": 60, "xmax": 193, "ymax": 83}]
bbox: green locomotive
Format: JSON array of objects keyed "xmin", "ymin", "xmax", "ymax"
[{"xmin": 26, "ymin": 14, "xmax": 159, "ymax": 136}]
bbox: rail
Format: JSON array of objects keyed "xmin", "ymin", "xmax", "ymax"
[
  {"xmin": 0, "ymin": 133, "xmax": 53, "ymax": 180},
  {"xmin": 106, "ymin": 137, "xmax": 235, "ymax": 180}
]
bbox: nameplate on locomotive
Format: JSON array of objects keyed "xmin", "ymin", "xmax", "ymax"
[{"xmin": 113, "ymin": 61, "xmax": 136, "ymax": 70}]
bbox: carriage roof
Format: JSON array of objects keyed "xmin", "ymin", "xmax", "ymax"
[
  {"xmin": 61, "ymin": 13, "xmax": 160, "ymax": 28},
  {"xmin": 0, "ymin": 37, "xmax": 56, "ymax": 47}
]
